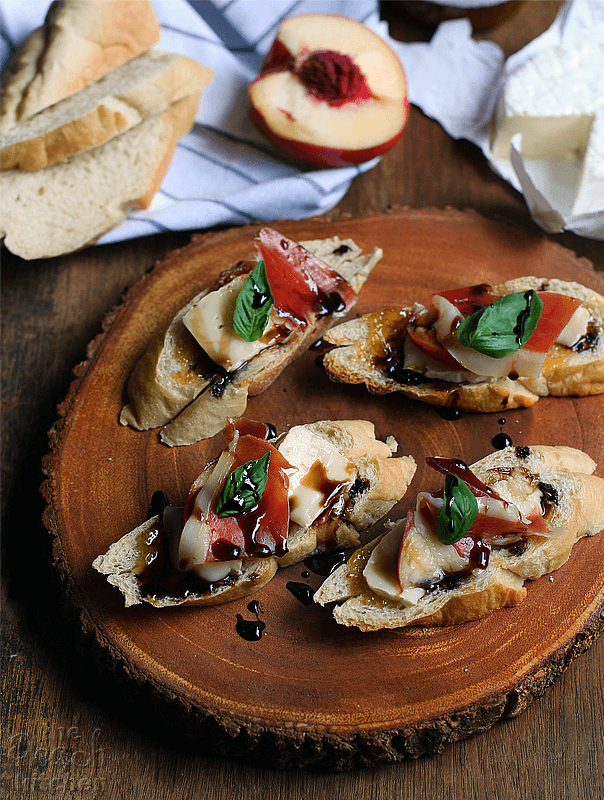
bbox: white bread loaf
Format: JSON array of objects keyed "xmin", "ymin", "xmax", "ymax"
[
  {"xmin": 0, "ymin": 0, "xmax": 160, "ymax": 133},
  {"xmin": 119, "ymin": 235, "xmax": 384, "ymax": 446},
  {"xmin": 0, "ymin": 93, "xmax": 199, "ymax": 260},
  {"xmin": 314, "ymin": 445, "xmax": 604, "ymax": 631},
  {"xmin": 0, "ymin": 50, "xmax": 214, "ymax": 171},
  {"xmin": 323, "ymin": 277, "xmax": 604, "ymax": 413},
  {"xmin": 93, "ymin": 419, "xmax": 416, "ymax": 608}
]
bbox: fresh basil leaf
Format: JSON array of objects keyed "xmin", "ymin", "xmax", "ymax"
[
  {"xmin": 436, "ymin": 475, "xmax": 478, "ymax": 545},
  {"xmin": 233, "ymin": 260, "xmax": 274, "ymax": 342},
  {"xmin": 216, "ymin": 451, "xmax": 271, "ymax": 517},
  {"xmin": 455, "ymin": 290, "xmax": 543, "ymax": 358}
]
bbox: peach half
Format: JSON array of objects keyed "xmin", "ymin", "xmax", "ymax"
[{"xmin": 249, "ymin": 14, "xmax": 409, "ymax": 168}]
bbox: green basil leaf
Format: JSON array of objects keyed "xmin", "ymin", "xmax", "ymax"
[
  {"xmin": 455, "ymin": 290, "xmax": 543, "ymax": 358},
  {"xmin": 233, "ymin": 260, "xmax": 274, "ymax": 342},
  {"xmin": 216, "ymin": 451, "xmax": 271, "ymax": 517},
  {"xmin": 436, "ymin": 475, "xmax": 478, "ymax": 545}
]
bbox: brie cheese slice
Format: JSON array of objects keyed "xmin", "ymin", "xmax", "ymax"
[
  {"xmin": 183, "ymin": 273, "xmax": 284, "ymax": 372},
  {"xmin": 278, "ymin": 425, "xmax": 356, "ymax": 528},
  {"xmin": 556, "ymin": 304, "xmax": 590, "ymax": 347}
]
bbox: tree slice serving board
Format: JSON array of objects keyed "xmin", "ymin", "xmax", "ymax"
[{"xmin": 42, "ymin": 208, "xmax": 604, "ymax": 770}]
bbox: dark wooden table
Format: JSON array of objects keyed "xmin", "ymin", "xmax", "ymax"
[{"xmin": 2, "ymin": 3, "xmax": 602, "ymax": 798}]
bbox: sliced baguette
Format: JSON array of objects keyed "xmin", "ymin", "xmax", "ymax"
[
  {"xmin": 0, "ymin": 0, "xmax": 160, "ymax": 133},
  {"xmin": 314, "ymin": 445, "xmax": 604, "ymax": 631},
  {"xmin": 94, "ymin": 419, "xmax": 416, "ymax": 608},
  {"xmin": 0, "ymin": 50, "xmax": 214, "ymax": 171},
  {"xmin": 322, "ymin": 277, "xmax": 604, "ymax": 413},
  {"xmin": 120, "ymin": 236, "xmax": 384, "ymax": 446},
  {"xmin": 0, "ymin": 93, "xmax": 199, "ymax": 260}
]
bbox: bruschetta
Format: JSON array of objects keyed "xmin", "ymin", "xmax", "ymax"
[
  {"xmin": 321, "ymin": 277, "xmax": 604, "ymax": 412},
  {"xmin": 119, "ymin": 228, "xmax": 382, "ymax": 446},
  {"xmin": 314, "ymin": 445, "xmax": 604, "ymax": 631},
  {"xmin": 93, "ymin": 418, "xmax": 416, "ymax": 607}
]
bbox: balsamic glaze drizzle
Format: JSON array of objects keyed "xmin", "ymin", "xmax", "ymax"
[
  {"xmin": 303, "ymin": 550, "xmax": 347, "ymax": 576},
  {"xmin": 513, "ymin": 290, "xmax": 534, "ymax": 346},
  {"xmin": 236, "ymin": 599, "xmax": 265, "ymax": 641},
  {"xmin": 437, "ymin": 406, "xmax": 462, "ymax": 421},
  {"xmin": 286, "ymin": 582, "xmax": 315, "ymax": 606},
  {"xmin": 146, "ymin": 490, "xmax": 170, "ymax": 519},
  {"xmin": 492, "ymin": 432, "xmax": 513, "ymax": 450},
  {"xmin": 235, "ymin": 614, "xmax": 265, "ymax": 641}
]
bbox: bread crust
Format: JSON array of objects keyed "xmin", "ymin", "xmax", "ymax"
[
  {"xmin": 0, "ymin": 0, "xmax": 160, "ymax": 132},
  {"xmin": 120, "ymin": 237, "xmax": 384, "ymax": 446},
  {"xmin": 0, "ymin": 51, "xmax": 214, "ymax": 171},
  {"xmin": 94, "ymin": 419, "xmax": 416, "ymax": 608},
  {"xmin": 323, "ymin": 277, "xmax": 604, "ymax": 412},
  {"xmin": 314, "ymin": 445, "xmax": 604, "ymax": 631}
]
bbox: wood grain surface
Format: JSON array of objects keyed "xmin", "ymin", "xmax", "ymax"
[
  {"xmin": 41, "ymin": 209, "xmax": 604, "ymax": 771},
  {"xmin": 3, "ymin": 2, "xmax": 603, "ymax": 798}
]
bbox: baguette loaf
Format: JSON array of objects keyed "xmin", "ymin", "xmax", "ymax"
[
  {"xmin": 93, "ymin": 419, "xmax": 416, "ymax": 608},
  {"xmin": 119, "ymin": 232, "xmax": 383, "ymax": 446},
  {"xmin": 314, "ymin": 445, "xmax": 604, "ymax": 631},
  {"xmin": 322, "ymin": 277, "xmax": 604, "ymax": 413},
  {"xmin": 0, "ymin": 93, "xmax": 199, "ymax": 260},
  {"xmin": 0, "ymin": 50, "xmax": 214, "ymax": 171},
  {"xmin": 0, "ymin": 0, "xmax": 160, "ymax": 133}
]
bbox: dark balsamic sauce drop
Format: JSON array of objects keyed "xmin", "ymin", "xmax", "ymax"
[
  {"xmin": 437, "ymin": 407, "xmax": 462, "ymax": 421},
  {"xmin": 235, "ymin": 614, "xmax": 265, "ymax": 641},
  {"xmin": 147, "ymin": 490, "xmax": 169, "ymax": 519},
  {"xmin": 247, "ymin": 600, "xmax": 260, "ymax": 614},
  {"xmin": 492, "ymin": 432, "xmax": 513, "ymax": 450},
  {"xmin": 286, "ymin": 582, "xmax": 315, "ymax": 606},
  {"xmin": 303, "ymin": 550, "xmax": 347, "ymax": 576}
]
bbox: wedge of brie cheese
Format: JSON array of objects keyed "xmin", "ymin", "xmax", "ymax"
[{"xmin": 491, "ymin": 34, "xmax": 604, "ymax": 216}]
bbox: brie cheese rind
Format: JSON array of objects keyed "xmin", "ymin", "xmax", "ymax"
[
  {"xmin": 491, "ymin": 34, "xmax": 604, "ymax": 216},
  {"xmin": 93, "ymin": 420, "xmax": 416, "ymax": 608},
  {"xmin": 314, "ymin": 445, "xmax": 604, "ymax": 631}
]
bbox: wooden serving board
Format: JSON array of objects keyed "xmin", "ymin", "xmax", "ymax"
[{"xmin": 42, "ymin": 209, "xmax": 604, "ymax": 770}]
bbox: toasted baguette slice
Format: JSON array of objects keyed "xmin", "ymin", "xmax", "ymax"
[
  {"xmin": 0, "ymin": 50, "xmax": 214, "ymax": 171},
  {"xmin": 0, "ymin": 94, "xmax": 199, "ymax": 260},
  {"xmin": 322, "ymin": 277, "xmax": 604, "ymax": 413},
  {"xmin": 0, "ymin": 0, "xmax": 160, "ymax": 133},
  {"xmin": 93, "ymin": 419, "xmax": 416, "ymax": 608},
  {"xmin": 314, "ymin": 445, "xmax": 604, "ymax": 631},
  {"xmin": 120, "ymin": 235, "xmax": 383, "ymax": 446}
]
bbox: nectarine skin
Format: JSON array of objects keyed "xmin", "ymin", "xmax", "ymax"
[{"xmin": 250, "ymin": 96, "xmax": 409, "ymax": 168}]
